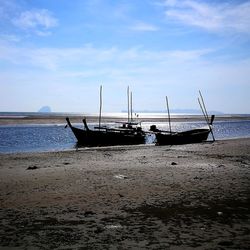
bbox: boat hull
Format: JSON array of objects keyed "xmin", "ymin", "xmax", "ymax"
[
  {"xmin": 155, "ymin": 129, "xmax": 211, "ymax": 145},
  {"xmin": 69, "ymin": 124, "xmax": 145, "ymax": 147}
]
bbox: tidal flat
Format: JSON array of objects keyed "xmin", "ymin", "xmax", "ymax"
[{"xmin": 0, "ymin": 139, "xmax": 250, "ymax": 249}]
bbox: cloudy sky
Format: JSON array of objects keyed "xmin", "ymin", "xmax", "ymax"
[{"xmin": 0, "ymin": 0, "xmax": 250, "ymax": 114}]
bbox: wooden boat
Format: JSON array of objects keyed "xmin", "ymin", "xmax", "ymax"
[
  {"xmin": 66, "ymin": 86, "xmax": 145, "ymax": 146},
  {"xmin": 66, "ymin": 117, "xmax": 145, "ymax": 146},
  {"xmin": 150, "ymin": 92, "xmax": 215, "ymax": 145},
  {"xmin": 150, "ymin": 119, "xmax": 214, "ymax": 145}
]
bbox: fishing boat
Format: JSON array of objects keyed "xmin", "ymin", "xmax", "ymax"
[
  {"xmin": 150, "ymin": 92, "xmax": 215, "ymax": 145},
  {"xmin": 66, "ymin": 117, "xmax": 145, "ymax": 146},
  {"xmin": 150, "ymin": 116, "xmax": 214, "ymax": 145},
  {"xmin": 66, "ymin": 86, "xmax": 145, "ymax": 146}
]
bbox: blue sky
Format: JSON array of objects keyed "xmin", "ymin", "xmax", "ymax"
[{"xmin": 0, "ymin": 0, "xmax": 250, "ymax": 114}]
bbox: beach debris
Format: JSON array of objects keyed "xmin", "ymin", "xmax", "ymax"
[
  {"xmin": 171, "ymin": 162, "xmax": 177, "ymax": 165},
  {"xmin": 26, "ymin": 165, "xmax": 38, "ymax": 170},
  {"xmin": 105, "ymin": 224, "xmax": 123, "ymax": 230},
  {"xmin": 104, "ymin": 153, "xmax": 111, "ymax": 157},
  {"xmin": 217, "ymin": 211, "xmax": 223, "ymax": 216},
  {"xmin": 194, "ymin": 176, "xmax": 202, "ymax": 180},
  {"xmin": 114, "ymin": 174, "xmax": 128, "ymax": 179},
  {"xmin": 84, "ymin": 210, "xmax": 95, "ymax": 217},
  {"xmin": 218, "ymin": 164, "xmax": 225, "ymax": 168}
]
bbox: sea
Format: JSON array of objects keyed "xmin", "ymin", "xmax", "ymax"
[{"xmin": 0, "ymin": 112, "xmax": 250, "ymax": 154}]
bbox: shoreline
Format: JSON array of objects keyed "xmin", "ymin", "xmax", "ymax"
[
  {"xmin": 1, "ymin": 114, "xmax": 250, "ymax": 125},
  {"xmin": 0, "ymin": 138, "xmax": 249, "ymax": 249},
  {"xmin": 0, "ymin": 137, "xmax": 249, "ymax": 155}
]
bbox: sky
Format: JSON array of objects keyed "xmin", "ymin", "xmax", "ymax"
[{"xmin": 0, "ymin": 0, "xmax": 250, "ymax": 114}]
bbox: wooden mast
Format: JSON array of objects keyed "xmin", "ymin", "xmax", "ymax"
[
  {"xmin": 198, "ymin": 90, "xmax": 215, "ymax": 141},
  {"xmin": 127, "ymin": 86, "xmax": 130, "ymax": 123},
  {"xmin": 130, "ymin": 91, "xmax": 133, "ymax": 122},
  {"xmin": 166, "ymin": 96, "xmax": 172, "ymax": 134},
  {"xmin": 98, "ymin": 85, "xmax": 103, "ymax": 130}
]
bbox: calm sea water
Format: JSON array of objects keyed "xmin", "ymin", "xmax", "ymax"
[{"xmin": 0, "ymin": 118, "xmax": 250, "ymax": 153}]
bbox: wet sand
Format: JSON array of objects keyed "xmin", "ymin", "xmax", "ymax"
[{"xmin": 0, "ymin": 139, "xmax": 250, "ymax": 249}]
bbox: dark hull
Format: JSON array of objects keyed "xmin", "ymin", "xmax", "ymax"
[
  {"xmin": 69, "ymin": 123, "xmax": 145, "ymax": 147},
  {"xmin": 155, "ymin": 129, "xmax": 211, "ymax": 145}
]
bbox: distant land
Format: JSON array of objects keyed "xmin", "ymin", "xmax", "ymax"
[
  {"xmin": 38, "ymin": 106, "xmax": 52, "ymax": 112},
  {"xmin": 122, "ymin": 109, "xmax": 224, "ymax": 115}
]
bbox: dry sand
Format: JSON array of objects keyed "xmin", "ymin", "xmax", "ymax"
[{"xmin": 0, "ymin": 139, "xmax": 250, "ymax": 249}]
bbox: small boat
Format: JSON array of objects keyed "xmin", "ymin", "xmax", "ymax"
[
  {"xmin": 150, "ymin": 92, "xmax": 215, "ymax": 145},
  {"xmin": 66, "ymin": 117, "xmax": 145, "ymax": 146},
  {"xmin": 66, "ymin": 86, "xmax": 145, "ymax": 147},
  {"xmin": 150, "ymin": 116, "xmax": 214, "ymax": 145}
]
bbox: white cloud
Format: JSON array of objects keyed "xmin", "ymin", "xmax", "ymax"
[
  {"xmin": 131, "ymin": 21, "xmax": 159, "ymax": 31},
  {"xmin": 163, "ymin": 0, "xmax": 250, "ymax": 34},
  {"xmin": 0, "ymin": 34, "xmax": 20, "ymax": 43},
  {"xmin": 0, "ymin": 43, "xmax": 213, "ymax": 71},
  {"xmin": 35, "ymin": 30, "xmax": 52, "ymax": 37},
  {"xmin": 12, "ymin": 9, "xmax": 58, "ymax": 34},
  {"xmin": 0, "ymin": 1, "xmax": 58, "ymax": 36},
  {"xmin": 1, "ymin": 43, "xmax": 250, "ymax": 113}
]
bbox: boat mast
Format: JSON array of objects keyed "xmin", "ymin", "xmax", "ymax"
[
  {"xmin": 127, "ymin": 86, "xmax": 130, "ymax": 123},
  {"xmin": 98, "ymin": 85, "xmax": 103, "ymax": 130},
  {"xmin": 130, "ymin": 91, "xmax": 133, "ymax": 122},
  {"xmin": 166, "ymin": 96, "xmax": 172, "ymax": 134},
  {"xmin": 198, "ymin": 90, "xmax": 209, "ymax": 124},
  {"xmin": 198, "ymin": 90, "xmax": 215, "ymax": 141}
]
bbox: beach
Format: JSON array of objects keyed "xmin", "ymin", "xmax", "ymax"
[{"xmin": 0, "ymin": 138, "xmax": 249, "ymax": 249}]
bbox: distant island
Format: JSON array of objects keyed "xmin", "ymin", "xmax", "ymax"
[
  {"xmin": 122, "ymin": 109, "xmax": 223, "ymax": 115},
  {"xmin": 38, "ymin": 106, "xmax": 52, "ymax": 112}
]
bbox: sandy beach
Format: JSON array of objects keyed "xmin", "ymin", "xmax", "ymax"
[{"xmin": 0, "ymin": 138, "xmax": 249, "ymax": 249}]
